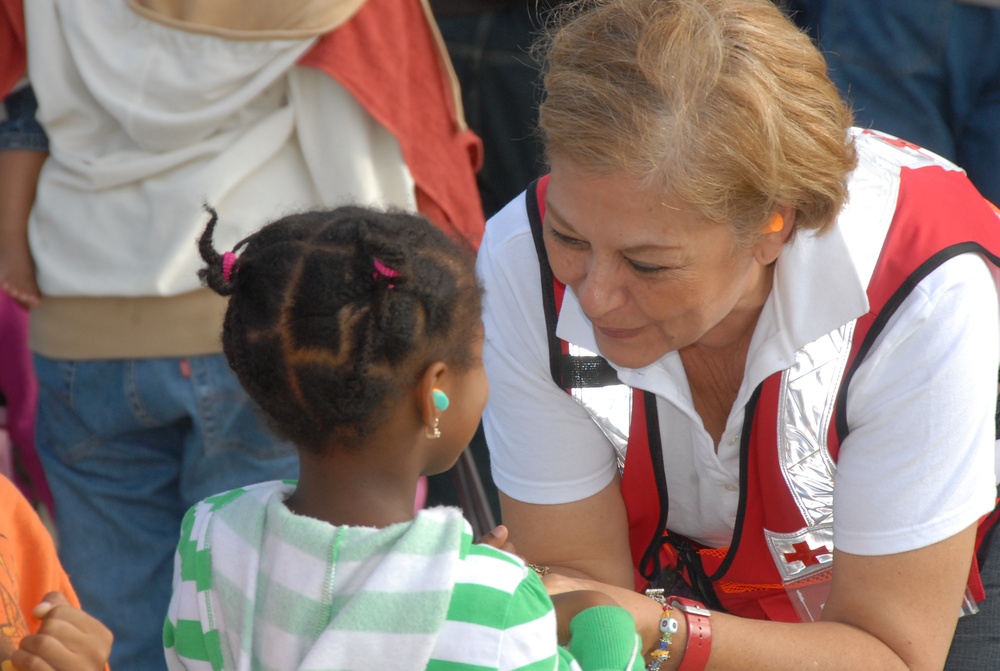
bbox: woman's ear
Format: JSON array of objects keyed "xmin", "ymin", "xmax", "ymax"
[
  {"xmin": 754, "ymin": 206, "xmax": 795, "ymax": 266},
  {"xmin": 417, "ymin": 361, "xmax": 448, "ymax": 434}
]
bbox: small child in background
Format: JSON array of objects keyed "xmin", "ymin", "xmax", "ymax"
[
  {"xmin": 163, "ymin": 206, "xmax": 644, "ymax": 671},
  {"xmin": 0, "ymin": 475, "xmax": 112, "ymax": 671}
]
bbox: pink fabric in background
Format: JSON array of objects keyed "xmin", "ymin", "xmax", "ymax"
[
  {"xmin": 414, "ymin": 475, "xmax": 428, "ymax": 514},
  {"xmin": 0, "ymin": 293, "xmax": 53, "ymax": 511}
]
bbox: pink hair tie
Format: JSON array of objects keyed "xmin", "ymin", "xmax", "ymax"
[
  {"xmin": 222, "ymin": 251, "xmax": 238, "ymax": 282},
  {"xmin": 372, "ymin": 257, "xmax": 400, "ymax": 289}
]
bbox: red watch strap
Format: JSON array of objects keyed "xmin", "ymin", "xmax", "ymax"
[{"xmin": 670, "ymin": 597, "xmax": 712, "ymax": 671}]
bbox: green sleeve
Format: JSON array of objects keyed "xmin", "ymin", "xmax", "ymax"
[{"xmin": 567, "ymin": 606, "xmax": 645, "ymax": 671}]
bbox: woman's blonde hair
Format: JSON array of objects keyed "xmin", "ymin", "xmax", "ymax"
[{"xmin": 537, "ymin": 0, "xmax": 857, "ymax": 241}]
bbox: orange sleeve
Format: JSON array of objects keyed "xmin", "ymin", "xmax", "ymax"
[{"xmin": 0, "ymin": 476, "xmax": 80, "ymax": 659}]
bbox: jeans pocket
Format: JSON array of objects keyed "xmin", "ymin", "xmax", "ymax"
[{"xmin": 33, "ymin": 357, "xmax": 103, "ymax": 465}]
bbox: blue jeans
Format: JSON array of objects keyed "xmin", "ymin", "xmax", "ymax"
[
  {"xmin": 34, "ymin": 354, "xmax": 298, "ymax": 671},
  {"xmin": 0, "ymin": 85, "xmax": 49, "ymax": 152},
  {"xmin": 788, "ymin": 0, "xmax": 1000, "ymax": 204}
]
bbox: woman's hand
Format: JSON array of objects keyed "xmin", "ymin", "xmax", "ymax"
[{"xmin": 10, "ymin": 592, "xmax": 112, "ymax": 671}]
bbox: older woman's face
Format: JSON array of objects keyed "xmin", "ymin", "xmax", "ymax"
[{"xmin": 544, "ymin": 159, "xmax": 777, "ymax": 369}]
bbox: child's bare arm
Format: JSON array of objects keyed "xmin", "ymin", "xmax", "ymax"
[
  {"xmin": 0, "ymin": 148, "xmax": 45, "ymax": 308},
  {"xmin": 9, "ymin": 592, "xmax": 112, "ymax": 671}
]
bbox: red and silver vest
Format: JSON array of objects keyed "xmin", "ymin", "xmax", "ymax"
[{"xmin": 525, "ymin": 133, "xmax": 1000, "ymax": 623}]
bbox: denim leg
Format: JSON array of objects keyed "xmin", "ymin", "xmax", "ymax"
[
  {"xmin": 0, "ymin": 85, "xmax": 49, "ymax": 152},
  {"xmin": 177, "ymin": 354, "xmax": 298, "ymax": 505},
  {"xmin": 33, "ymin": 354, "xmax": 296, "ymax": 671},
  {"xmin": 945, "ymin": 522, "xmax": 1000, "ymax": 670}
]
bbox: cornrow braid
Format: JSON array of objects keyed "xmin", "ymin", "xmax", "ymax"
[{"xmin": 196, "ymin": 205, "xmax": 482, "ymax": 453}]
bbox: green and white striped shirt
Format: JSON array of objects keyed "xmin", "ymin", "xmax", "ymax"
[{"xmin": 164, "ymin": 481, "xmax": 642, "ymax": 671}]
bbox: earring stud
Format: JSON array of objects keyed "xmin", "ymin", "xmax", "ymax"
[
  {"xmin": 425, "ymin": 417, "xmax": 441, "ymax": 440},
  {"xmin": 433, "ymin": 389, "xmax": 450, "ymax": 411},
  {"xmin": 762, "ymin": 212, "xmax": 783, "ymax": 234}
]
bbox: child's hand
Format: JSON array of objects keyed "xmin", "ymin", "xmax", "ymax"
[
  {"xmin": 476, "ymin": 524, "xmax": 518, "ymax": 555},
  {"xmin": 550, "ymin": 589, "xmax": 619, "ymax": 645},
  {"xmin": 9, "ymin": 592, "xmax": 112, "ymax": 671},
  {"xmin": 0, "ymin": 225, "xmax": 41, "ymax": 309}
]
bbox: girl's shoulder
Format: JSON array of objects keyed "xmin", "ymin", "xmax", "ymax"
[{"xmin": 178, "ymin": 480, "xmax": 296, "ymax": 551}]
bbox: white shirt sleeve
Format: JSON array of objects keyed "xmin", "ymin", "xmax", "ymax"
[
  {"xmin": 834, "ymin": 253, "xmax": 999, "ymax": 555},
  {"xmin": 477, "ymin": 196, "xmax": 619, "ymax": 504}
]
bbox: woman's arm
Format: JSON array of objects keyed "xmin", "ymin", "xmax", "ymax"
[
  {"xmin": 500, "ymin": 480, "xmax": 634, "ymax": 588},
  {"xmin": 531, "ymin": 518, "xmax": 976, "ymax": 671},
  {"xmin": 706, "ymin": 526, "xmax": 978, "ymax": 671}
]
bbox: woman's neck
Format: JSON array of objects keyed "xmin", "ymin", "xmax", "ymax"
[
  {"xmin": 694, "ymin": 262, "xmax": 773, "ymax": 353},
  {"xmin": 679, "ymin": 263, "xmax": 773, "ymax": 448}
]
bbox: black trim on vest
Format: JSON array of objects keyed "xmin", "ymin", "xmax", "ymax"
[
  {"xmin": 525, "ymin": 178, "xmax": 565, "ymax": 389},
  {"xmin": 705, "ymin": 382, "xmax": 760, "ymax": 582},
  {"xmin": 643, "ymin": 384, "xmax": 762, "ymax": 612},
  {"xmin": 525, "ymin": 179, "xmax": 622, "ymax": 390},
  {"xmin": 835, "ymin": 243, "xmax": 1000, "ymax": 442},
  {"xmin": 638, "ymin": 391, "xmax": 669, "ymax": 582}
]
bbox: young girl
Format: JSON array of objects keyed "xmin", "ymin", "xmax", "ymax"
[{"xmin": 163, "ymin": 206, "xmax": 645, "ymax": 671}]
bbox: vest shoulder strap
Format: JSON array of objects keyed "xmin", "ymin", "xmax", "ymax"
[{"xmin": 525, "ymin": 176, "xmax": 622, "ymax": 391}]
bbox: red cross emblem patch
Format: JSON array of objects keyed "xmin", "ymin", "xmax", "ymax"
[{"xmin": 783, "ymin": 541, "xmax": 831, "ymax": 568}]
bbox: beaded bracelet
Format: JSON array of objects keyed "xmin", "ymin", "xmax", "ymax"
[{"xmin": 646, "ymin": 602, "xmax": 679, "ymax": 671}]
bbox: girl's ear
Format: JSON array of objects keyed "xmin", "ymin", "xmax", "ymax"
[{"xmin": 417, "ymin": 361, "xmax": 448, "ymax": 432}]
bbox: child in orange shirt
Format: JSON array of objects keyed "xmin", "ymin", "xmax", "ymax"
[{"xmin": 0, "ymin": 475, "xmax": 112, "ymax": 670}]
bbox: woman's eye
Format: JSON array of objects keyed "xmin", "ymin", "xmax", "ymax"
[
  {"xmin": 627, "ymin": 259, "xmax": 665, "ymax": 274},
  {"xmin": 549, "ymin": 228, "xmax": 587, "ymax": 247}
]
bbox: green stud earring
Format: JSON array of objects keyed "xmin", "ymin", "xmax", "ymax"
[{"xmin": 432, "ymin": 389, "xmax": 450, "ymax": 411}]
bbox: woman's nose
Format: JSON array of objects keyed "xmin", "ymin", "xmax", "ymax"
[{"xmin": 575, "ymin": 257, "xmax": 626, "ymax": 318}]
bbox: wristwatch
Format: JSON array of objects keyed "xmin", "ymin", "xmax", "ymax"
[{"xmin": 668, "ymin": 596, "xmax": 712, "ymax": 671}]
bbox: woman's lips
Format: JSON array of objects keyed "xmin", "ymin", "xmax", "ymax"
[{"xmin": 594, "ymin": 324, "xmax": 644, "ymax": 339}]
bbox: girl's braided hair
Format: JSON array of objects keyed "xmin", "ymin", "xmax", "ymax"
[{"xmin": 198, "ymin": 205, "xmax": 483, "ymax": 453}]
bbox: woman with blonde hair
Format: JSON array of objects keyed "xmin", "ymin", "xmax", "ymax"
[{"xmin": 477, "ymin": 0, "xmax": 1000, "ymax": 669}]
